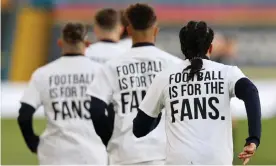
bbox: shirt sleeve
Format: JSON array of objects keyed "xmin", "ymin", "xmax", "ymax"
[
  {"xmin": 86, "ymin": 65, "xmax": 114, "ymax": 104},
  {"xmin": 20, "ymin": 71, "xmax": 42, "ymax": 109},
  {"xmin": 228, "ymin": 66, "xmax": 246, "ymax": 98},
  {"xmin": 234, "ymin": 78, "xmax": 261, "ymax": 147},
  {"xmin": 139, "ymin": 73, "xmax": 167, "ymax": 117}
]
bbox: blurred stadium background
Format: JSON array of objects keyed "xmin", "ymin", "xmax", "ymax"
[{"xmin": 1, "ymin": 0, "xmax": 276, "ymax": 165}]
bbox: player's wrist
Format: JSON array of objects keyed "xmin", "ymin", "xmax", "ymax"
[{"xmin": 245, "ymin": 136, "xmax": 259, "ymax": 148}]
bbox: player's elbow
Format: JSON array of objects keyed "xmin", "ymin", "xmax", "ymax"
[
  {"xmin": 133, "ymin": 132, "xmax": 146, "ymax": 138},
  {"xmin": 133, "ymin": 111, "xmax": 154, "ymax": 138},
  {"xmin": 235, "ymin": 78, "xmax": 259, "ymax": 100},
  {"xmin": 133, "ymin": 122, "xmax": 147, "ymax": 138},
  {"xmin": 18, "ymin": 103, "xmax": 35, "ymax": 123},
  {"xmin": 133, "ymin": 128, "xmax": 147, "ymax": 138},
  {"xmin": 133, "ymin": 113, "xmax": 147, "ymax": 138}
]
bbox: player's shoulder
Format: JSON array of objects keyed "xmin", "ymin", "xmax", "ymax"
[
  {"xmin": 87, "ymin": 42, "xmax": 125, "ymax": 51},
  {"xmin": 163, "ymin": 60, "xmax": 187, "ymax": 75},
  {"xmin": 151, "ymin": 47, "xmax": 182, "ymax": 62},
  {"xmin": 118, "ymin": 38, "xmax": 132, "ymax": 49},
  {"xmin": 151, "ymin": 65, "xmax": 178, "ymax": 89},
  {"xmin": 34, "ymin": 56, "xmax": 100, "ymax": 74},
  {"xmin": 85, "ymin": 43, "xmax": 102, "ymax": 56},
  {"xmin": 204, "ymin": 59, "xmax": 243, "ymax": 77},
  {"xmin": 104, "ymin": 48, "xmax": 133, "ymax": 63},
  {"xmin": 31, "ymin": 58, "xmax": 64, "ymax": 78},
  {"xmin": 82, "ymin": 56, "xmax": 104, "ymax": 69},
  {"xmin": 85, "ymin": 42, "xmax": 126, "ymax": 58},
  {"xmin": 148, "ymin": 46, "xmax": 172, "ymax": 56},
  {"xmin": 204, "ymin": 59, "xmax": 237, "ymax": 70},
  {"xmin": 86, "ymin": 42, "xmax": 106, "ymax": 50},
  {"xmin": 160, "ymin": 58, "xmax": 186, "ymax": 76},
  {"xmin": 104, "ymin": 56, "xmax": 124, "ymax": 68}
]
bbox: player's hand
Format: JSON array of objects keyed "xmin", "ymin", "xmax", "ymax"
[
  {"xmin": 28, "ymin": 136, "xmax": 40, "ymax": 154},
  {"xmin": 238, "ymin": 143, "xmax": 256, "ymax": 165}
]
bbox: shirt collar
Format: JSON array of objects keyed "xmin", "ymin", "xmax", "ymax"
[
  {"xmin": 100, "ymin": 39, "xmax": 116, "ymax": 43},
  {"xmin": 203, "ymin": 55, "xmax": 210, "ymax": 60},
  {"xmin": 132, "ymin": 42, "xmax": 155, "ymax": 48},
  {"xmin": 185, "ymin": 55, "xmax": 210, "ymax": 60},
  {"xmin": 63, "ymin": 53, "xmax": 83, "ymax": 57}
]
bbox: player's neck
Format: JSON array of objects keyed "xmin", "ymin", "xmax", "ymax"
[
  {"xmin": 62, "ymin": 43, "xmax": 85, "ymax": 56},
  {"xmin": 131, "ymin": 36, "xmax": 155, "ymax": 46},
  {"xmin": 206, "ymin": 52, "xmax": 211, "ymax": 58},
  {"xmin": 96, "ymin": 33, "xmax": 120, "ymax": 43},
  {"xmin": 62, "ymin": 49, "xmax": 84, "ymax": 56}
]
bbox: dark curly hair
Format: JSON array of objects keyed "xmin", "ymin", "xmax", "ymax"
[
  {"xmin": 179, "ymin": 21, "xmax": 214, "ymax": 81},
  {"xmin": 125, "ymin": 3, "xmax": 157, "ymax": 30}
]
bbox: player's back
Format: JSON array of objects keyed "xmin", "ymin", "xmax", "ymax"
[
  {"xmin": 30, "ymin": 55, "xmax": 107, "ymax": 164},
  {"xmin": 104, "ymin": 45, "xmax": 182, "ymax": 164},
  {"xmin": 85, "ymin": 41, "xmax": 126, "ymax": 63},
  {"xmin": 159, "ymin": 59, "xmax": 243, "ymax": 164}
]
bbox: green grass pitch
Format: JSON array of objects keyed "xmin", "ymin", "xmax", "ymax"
[{"xmin": 1, "ymin": 118, "xmax": 276, "ymax": 165}]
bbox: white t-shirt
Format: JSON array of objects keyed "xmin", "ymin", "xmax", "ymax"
[
  {"xmin": 139, "ymin": 59, "xmax": 246, "ymax": 165},
  {"xmin": 20, "ymin": 55, "xmax": 107, "ymax": 165},
  {"xmin": 85, "ymin": 41, "xmax": 127, "ymax": 63},
  {"xmin": 87, "ymin": 45, "xmax": 182, "ymax": 164},
  {"xmin": 118, "ymin": 38, "xmax": 132, "ymax": 50}
]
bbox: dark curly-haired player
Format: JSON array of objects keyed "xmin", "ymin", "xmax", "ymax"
[{"xmin": 134, "ymin": 21, "xmax": 261, "ymax": 165}]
